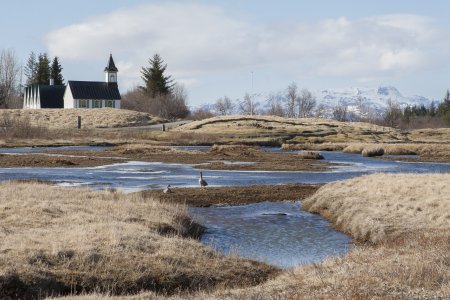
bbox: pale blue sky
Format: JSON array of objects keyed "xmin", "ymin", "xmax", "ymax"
[{"xmin": 2, "ymin": 0, "xmax": 450, "ymax": 104}]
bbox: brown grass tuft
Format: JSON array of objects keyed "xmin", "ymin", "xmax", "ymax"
[
  {"xmin": 298, "ymin": 151, "xmax": 324, "ymax": 160},
  {"xmin": 208, "ymin": 144, "xmax": 263, "ymax": 157},
  {"xmin": 361, "ymin": 146, "xmax": 384, "ymax": 157}
]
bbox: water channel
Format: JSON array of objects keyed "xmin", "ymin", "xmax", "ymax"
[{"xmin": 1, "ymin": 145, "xmax": 449, "ymax": 268}]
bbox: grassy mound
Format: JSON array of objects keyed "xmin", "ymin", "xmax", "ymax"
[
  {"xmin": 303, "ymin": 173, "xmax": 450, "ymax": 243},
  {"xmin": 208, "ymin": 144, "xmax": 263, "ymax": 157},
  {"xmin": 0, "ymin": 182, "xmax": 276, "ymax": 299},
  {"xmin": 175, "ymin": 115, "xmax": 403, "ymax": 145},
  {"xmin": 0, "ymin": 108, "xmax": 155, "ymax": 129},
  {"xmin": 361, "ymin": 146, "xmax": 384, "ymax": 157},
  {"xmin": 298, "ymin": 151, "xmax": 324, "ymax": 160}
]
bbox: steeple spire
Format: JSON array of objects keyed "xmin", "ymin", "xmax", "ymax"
[
  {"xmin": 105, "ymin": 54, "xmax": 118, "ymax": 72},
  {"xmin": 104, "ymin": 54, "xmax": 118, "ymax": 83}
]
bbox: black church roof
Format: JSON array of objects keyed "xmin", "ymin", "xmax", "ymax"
[
  {"xmin": 36, "ymin": 85, "xmax": 65, "ymax": 108},
  {"xmin": 67, "ymin": 81, "xmax": 121, "ymax": 100},
  {"xmin": 104, "ymin": 54, "xmax": 118, "ymax": 72}
]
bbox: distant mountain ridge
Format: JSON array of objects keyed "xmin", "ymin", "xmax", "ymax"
[
  {"xmin": 195, "ymin": 86, "xmax": 433, "ymax": 118},
  {"xmin": 315, "ymin": 86, "xmax": 431, "ymax": 116}
]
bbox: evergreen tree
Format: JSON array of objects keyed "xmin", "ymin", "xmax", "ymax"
[
  {"xmin": 50, "ymin": 56, "xmax": 64, "ymax": 85},
  {"xmin": 24, "ymin": 52, "xmax": 38, "ymax": 86},
  {"xmin": 428, "ymin": 101, "xmax": 436, "ymax": 117},
  {"xmin": 140, "ymin": 54, "xmax": 174, "ymax": 97},
  {"xmin": 36, "ymin": 53, "xmax": 51, "ymax": 85},
  {"xmin": 437, "ymin": 90, "xmax": 450, "ymax": 123}
]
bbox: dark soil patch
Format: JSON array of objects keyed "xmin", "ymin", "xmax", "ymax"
[{"xmin": 141, "ymin": 183, "xmax": 322, "ymax": 207}]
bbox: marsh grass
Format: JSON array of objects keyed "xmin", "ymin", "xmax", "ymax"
[
  {"xmin": 0, "ymin": 182, "xmax": 276, "ymax": 299},
  {"xmin": 303, "ymin": 173, "xmax": 450, "ymax": 243},
  {"xmin": 298, "ymin": 151, "xmax": 324, "ymax": 159},
  {"xmin": 361, "ymin": 146, "xmax": 384, "ymax": 157}
]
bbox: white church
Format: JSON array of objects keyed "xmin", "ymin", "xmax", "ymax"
[{"xmin": 23, "ymin": 54, "xmax": 121, "ymax": 109}]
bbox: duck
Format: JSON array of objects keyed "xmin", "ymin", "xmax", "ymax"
[{"xmin": 199, "ymin": 172, "xmax": 208, "ymax": 188}]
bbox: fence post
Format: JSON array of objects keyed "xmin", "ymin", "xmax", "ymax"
[
  {"xmin": 162, "ymin": 124, "xmax": 166, "ymax": 131},
  {"xmin": 77, "ymin": 116, "xmax": 81, "ymax": 129}
]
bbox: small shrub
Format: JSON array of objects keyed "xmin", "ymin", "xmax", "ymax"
[
  {"xmin": 343, "ymin": 144, "xmax": 365, "ymax": 153},
  {"xmin": 362, "ymin": 146, "xmax": 385, "ymax": 157}
]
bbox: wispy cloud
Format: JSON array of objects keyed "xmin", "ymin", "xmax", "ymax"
[{"xmin": 46, "ymin": 3, "xmax": 448, "ymax": 91}]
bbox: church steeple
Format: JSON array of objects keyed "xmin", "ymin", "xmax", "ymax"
[{"xmin": 104, "ymin": 54, "xmax": 118, "ymax": 83}]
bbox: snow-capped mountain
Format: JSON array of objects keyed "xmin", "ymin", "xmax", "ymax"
[
  {"xmin": 314, "ymin": 86, "xmax": 432, "ymax": 117},
  {"xmin": 193, "ymin": 86, "xmax": 433, "ymax": 118}
]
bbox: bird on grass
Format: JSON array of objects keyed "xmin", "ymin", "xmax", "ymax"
[
  {"xmin": 199, "ymin": 172, "xmax": 208, "ymax": 188},
  {"xmin": 163, "ymin": 184, "xmax": 173, "ymax": 194}
]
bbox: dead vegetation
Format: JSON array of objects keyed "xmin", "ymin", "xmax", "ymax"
[
  {"xmin": 303, "ymin": 173, "xmax": 450, "ymax": 243},
  {"xmin": 285, "ymin": 142, "xmax": 450, "ymax": 162},
  {"xmin": 0, "ymin": 182, "xmax": 277, "ymax": 299},
  {"xmin": 297, "ymin": 151, "xmax": 324, "ymax": 160},
  {"xmin": 0, "ymin": 108, "xmax": 155, "ymax": 129},
  {"xmin": 175, "ymin": 115, "xmax": 403, "ymax": 145}
]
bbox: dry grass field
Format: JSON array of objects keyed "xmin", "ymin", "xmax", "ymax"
[
  {"xmin": 0, "ymin": 182, "xmax": 276, "ymax": 299},
  {"xmin": 0, "ymin": 108, "xmax": 156, "ymax": 129},
  {"xmin": 175, "ymin": 115, "xmax": 404, "ymax": 144},
  {"xmin": 47, "ymin": 173, "xmax": 450, "ymax": 300}
]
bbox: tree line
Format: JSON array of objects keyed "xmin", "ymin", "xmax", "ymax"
[
  {"xmin": 383, "ymin": 91, "xmax": 450, "ymax": 128},
  {"xmin": 24, "ymin": 52, "xmax": 64, "ymax": 86},
  {"xmin": 0, "ymin": 49, "xmax": 64, "ymax": 108}
]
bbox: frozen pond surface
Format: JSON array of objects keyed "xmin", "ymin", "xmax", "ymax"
[
  {"xmin": 1, "ymin": 146, "xmax": 449, "ymax": 267},
  {"xmin": 0, "ymin": 148, "xmax": 449, "ymax": 192},
  {"xmin": 190, "ymin": 201, "xmax": 351, "ymax": 268}
]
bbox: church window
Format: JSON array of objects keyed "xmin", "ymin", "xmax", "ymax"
[
  {"xmin": 93, "ymin": 100, "xmax": 102, "ymax": 108},
  {"xmin": 80, "ymin": 100, "xmax": 88, "ymax": 108}
]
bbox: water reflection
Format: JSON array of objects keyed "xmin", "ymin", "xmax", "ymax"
[{"xmin": 190, "ymin": 201, "xmax": 351, "ymax": 268}]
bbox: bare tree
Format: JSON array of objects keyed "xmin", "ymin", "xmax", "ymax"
[
  {"xmin": 238, "ymin": 93, "xmax": 258, "ymax": 115},
  {"xmin": 167, "ymin": 83, "xmax": 190, "ymax": 119},
  {"xmin": 0, "ymin": 49, "xmax": 21, "ymax": 108},
  {"xmin": 265, "ymin": 92, "xmax": 285, "ymax": 117},
  {"xmin": 315, "ymin": 103, "xmax": 327, "ymax": 118},
  {"xmin": 332, "ymin": 103, "xmax": 348, "ymax": 121},
  {"xmin": 214, "ymin": 96, "xmax": 234, "ymax": 115},
  {"xmin": 383, "ymin": 98, "xmax": 402, "ymax": 127},
  {"xmin": 298, "ymin": 88, "xmax": 316, "ymax": 117},
  {"xmin": 121, "ymin": 83, "xmax": 190, "ymax": 119},
  {"xmin": 190, "ymin": 107, "xmax": 215, "ymax": 120},
  {"xmin": 285, "ymin": 82, "xmax": 299, "ymax": 118}
]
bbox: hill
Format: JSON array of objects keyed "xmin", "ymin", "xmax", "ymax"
[{"xmin": 175, "ymin": 115, "xmax": 404, "ymax": 145}]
